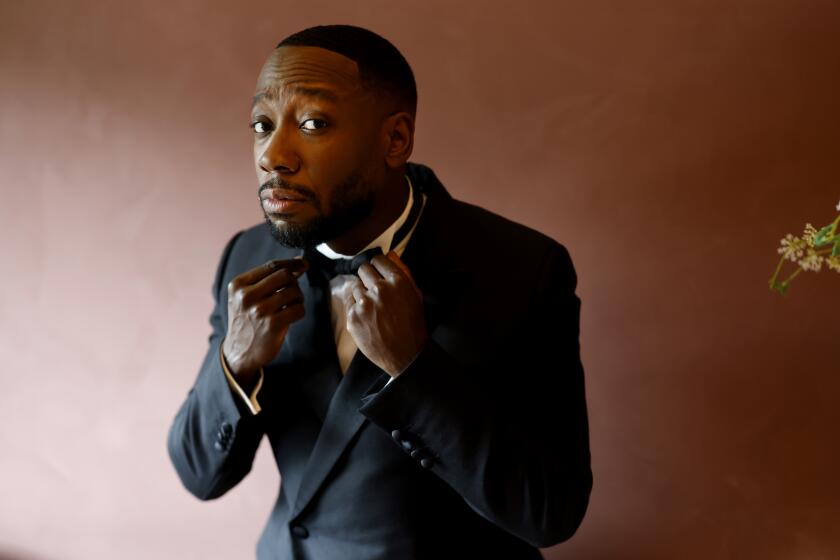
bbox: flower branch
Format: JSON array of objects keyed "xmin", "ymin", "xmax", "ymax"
[{"xmin": 768, "ymin": 201, "xmax": 840, "ymax": 295}]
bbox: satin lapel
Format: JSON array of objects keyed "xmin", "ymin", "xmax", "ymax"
[
  {"xmin": 289, "ymin": 350, "xmax": 386, "ymax": 520},
  {"xmin": 281, "ymin": 266, "xmax": 342, "ymax": 423},
  {"xmin": 401, "ymin": 184, "xmax": 471, "ymax": 331},
  {"xmin": 289, "ymin": 173, "xmax": 470, "ymax": 519}
]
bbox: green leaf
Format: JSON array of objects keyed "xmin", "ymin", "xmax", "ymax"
[{"xmin": 814, "ymin": 225, "xmax": 833, "ymax": 247}]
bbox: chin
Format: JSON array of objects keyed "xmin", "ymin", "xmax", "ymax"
[
  {"xmin": 266, "ymin": 213, "xmax": 294, "ymax": 225},
  {"xmin": 264, "ymin": 212, "xmax": 325, "ymax": 249}
]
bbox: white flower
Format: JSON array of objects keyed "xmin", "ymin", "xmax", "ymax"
[
  {"xmin": 798, "ymin": 248, "xmax": 824, "ymax": 272},
  {"xmin": 778, "ymin": 233, "xmax": 806, "ymax": 262},
  {"xmin": 827, "ymin": 256, "xmax": 840, "ymax": 273},
  {"xmin": 836, "ymin": 199, "xmax": 840, "ymax": 211},
  {"xmin": 802, "ymin": 223, "xmax": 818, "ymax": 246}
]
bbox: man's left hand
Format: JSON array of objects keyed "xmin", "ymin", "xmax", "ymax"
[{"xmin": 345, "ymin": 252, "xmax": 427, "ymax": 377}]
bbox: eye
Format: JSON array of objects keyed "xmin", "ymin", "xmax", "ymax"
[
  {"xmin": 300, "ymin": 118, "xmax": 328, "ymax": 132},
  {"xmin": 250, "ymin": 120, "xmax": 271, "ymax": 135}
]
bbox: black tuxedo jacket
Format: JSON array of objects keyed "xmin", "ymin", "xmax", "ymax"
[{"xmin": 168, "ymin": 163, "xmax": 592, "ymax": 559}]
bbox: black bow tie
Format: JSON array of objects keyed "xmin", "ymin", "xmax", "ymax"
[
  {"xmin": 303, "ymin": 246, "xmax": 384, "ymax": 280},
  {"xmin": 302, "ymin": 177, "xmax": 423, "ymax": 281}
]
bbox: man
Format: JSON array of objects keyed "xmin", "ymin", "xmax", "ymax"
[{"xmin": 168, "ymin": 24, "xmax": 592, "ymax": 559}]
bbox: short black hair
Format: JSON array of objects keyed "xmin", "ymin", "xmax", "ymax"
[{"xmin": 276, "ymin": 25, "xmax": 417, "ymax": 115}]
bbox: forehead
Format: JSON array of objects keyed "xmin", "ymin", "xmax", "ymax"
[{"xmin": 253, "ymin": 46, "xmax": 363, "ymax": 105}]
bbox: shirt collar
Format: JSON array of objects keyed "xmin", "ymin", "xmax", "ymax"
[{"xmin": 316, "ymin": 175, "xmax": 415, "ymax": 260}]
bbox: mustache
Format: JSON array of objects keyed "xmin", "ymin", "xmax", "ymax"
[{"xmin": 258, "ymin": 177, "xmax": 320, "ymax": 207}]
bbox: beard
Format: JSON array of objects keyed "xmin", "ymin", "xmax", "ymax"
[{"xmin": 260, "ymin": 171, "xmax": 376, "ymax": 249}]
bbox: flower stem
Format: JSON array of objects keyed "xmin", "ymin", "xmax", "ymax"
[
  {"xmin": 768, "ymin": 256, "xmax": 785, "ymax": 287},
  {"xmin": 781, "ymin": 267, "xmax": 803, "ymax": 286}
]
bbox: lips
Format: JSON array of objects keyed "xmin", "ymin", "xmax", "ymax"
[
  {"xmin": 260, "ymin": 188, "xmax": 308, "ymax": 203},
  {"xmin": 261, "ymin": 189, "xmax": 310, "ymax": 214}
]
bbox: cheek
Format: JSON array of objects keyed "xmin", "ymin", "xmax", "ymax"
[{"xmin": 306, "ymin": 137, "xmax": 369, "ymax": 184}]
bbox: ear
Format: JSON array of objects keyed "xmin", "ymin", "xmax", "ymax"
[{"xmin": 381, "ymin": 111, "xmax": 414, "ymax": 169}]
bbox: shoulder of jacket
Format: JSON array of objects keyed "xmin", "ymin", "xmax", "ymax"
[{"xmin": 447, "ymin": 198, "xmax": 564, "ymax": 255}]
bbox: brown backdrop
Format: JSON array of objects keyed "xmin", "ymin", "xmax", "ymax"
[{"xmin": 1, "ymin": 0, "xmax": 839, "ymax": 558}]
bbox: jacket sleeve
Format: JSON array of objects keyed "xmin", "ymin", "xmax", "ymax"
[
  {"xmin": 167, "ymin": 230, "xmax": 266, "ymax": 500},
  {"xmin": 357, "ymin": 241, "xmax": 592, "ymax": 547}
]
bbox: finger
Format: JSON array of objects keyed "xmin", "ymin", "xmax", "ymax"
[
  {"xmin": 248, "ymin": 265, "xmax": 306, "ymax": 300},
  {"xmin": 386, "ymin": 251, "xmax": 415, "ymax": 282},
  {"xmin": 387, "ymin": 251, "xmax": 422, "ymax": 297},
  {"xmin": 229, "ymin": 258, "xmax": 308, "ymax": 291},
  {"xmin": 351, "ymin": 282, "xmax": 367, "ymax": 307},
  {"xmin": 254, "ymin": 284, "xmax": 304, "ymax": 315},
  {"xmin": 270, "ymin": 300, "xmax": 306, "ymax": 327},
  {"xmin": 340, "ymin": 276, "xmax": 364, "ymax": 309},
  {"xmin": 357, "ymin": 262, "xmax": 383, "ymax": 291},
  {"xmin": 370, "ymin": 254, "xmax": 402, "ymax": 282}
]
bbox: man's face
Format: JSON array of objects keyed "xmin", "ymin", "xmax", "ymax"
[{"xmin": 251, "ymin": 46, "xmax": 386, "ymax": 248}]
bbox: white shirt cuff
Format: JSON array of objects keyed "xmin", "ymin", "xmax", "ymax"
[{"xmin": 220, "ymin": 343, "xmax": 263, "ymax": 415}]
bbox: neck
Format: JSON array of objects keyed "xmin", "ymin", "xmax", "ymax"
[{"xmin": 325, "ymin": 171, "xmax": 409, "ymax": 255}]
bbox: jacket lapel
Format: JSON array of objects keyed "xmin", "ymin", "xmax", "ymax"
[
  {"xmin": 400, "ymin": 166, "xmax": 472, "ymax": 332},
  {"xmin": 288, "ymin": 163, "xmax": 471, "ymax": 519},
  {"xmin": 289, "ymin": 351, "xmax": 386, "ymax": 520}
]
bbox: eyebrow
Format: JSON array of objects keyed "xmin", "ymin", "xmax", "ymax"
[{"xmin": 252, "ymin": 86, "xmax": 340, "ymax": 108}]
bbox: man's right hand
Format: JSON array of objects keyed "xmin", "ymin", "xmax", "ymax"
[{"xmin": 222, "ymin": 258, "xmax": 309, "ymax": 388}]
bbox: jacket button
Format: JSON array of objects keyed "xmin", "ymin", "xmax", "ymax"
[
  {"xmin": 420, "ymin": 457, "xmax": 434, "ymax": 469},
  {"xmin": 400, "ymin": 439, "xmax": 414, "ymax": 451},
  {"xmin": 290, "ymin": 524, "xmax": 309, "ymax": 539},
  {"xmin": 391, "ymin": 429, "xmax": 402, "ymax": 441},
  {"xmin": 220, "ymin": 422, "xmax": 233, "ymax": 437},
  {"xmin": 214, "ymin": 441, "xmax": 225, "ymax": 452}
]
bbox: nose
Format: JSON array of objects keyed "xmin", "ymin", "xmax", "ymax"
[{"xmin": 258, "ymin": 124, "xmax": 300, "ymax": 174}]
